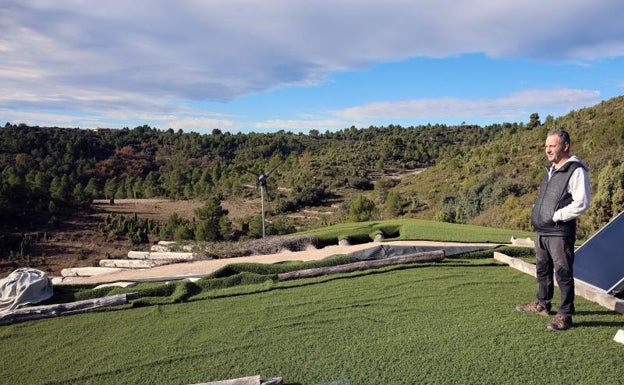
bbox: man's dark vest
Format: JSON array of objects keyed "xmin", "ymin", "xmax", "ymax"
[{"xmin": 531, "ymin": 161, "xmax": 584, "ymax": 237}]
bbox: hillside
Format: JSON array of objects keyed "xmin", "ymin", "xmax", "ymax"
[
  {"xmin": 398, "ymin": 96, "xmax": 624, "ymax": 238},
  {"xmin": 1, "ymin": 95, "xmax": 624, "ymax": 276}
]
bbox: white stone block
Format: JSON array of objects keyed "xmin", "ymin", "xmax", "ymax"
[
  {"xmin": 613, "ymin": 329, "xmax": 624, "ymax": 344},
  {"xmin": 127, "ymin": 251, "xmax": 151, "ymax": 259}
]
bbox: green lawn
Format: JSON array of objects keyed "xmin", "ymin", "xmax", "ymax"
[
  {"xmin": 1, "ymin": 260, "xmax": 622, "ymax": 385},
  {"xmin": 302, "ymin": 218, "xmax": 535, "ymax": 245},
  {"xmin": 0, "ymin": 221, "xmax": 615, "ymax": 384}
]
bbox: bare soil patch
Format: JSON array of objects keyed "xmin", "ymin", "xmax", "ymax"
[
  {"xmin": 1, "ymin": 199, "xmax": 208, "ymax": 278},
  {"xmin": 92, "ymin": 198, "xmax": 205, "ymax": 222},
  {"xmin": 1, "ymin": 197, "xmax": 332, "ymax": 279}
]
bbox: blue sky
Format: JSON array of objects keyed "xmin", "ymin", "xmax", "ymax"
[{"xmin": 1, "ymin": 1, "xmax": 623, "ymax": 134}]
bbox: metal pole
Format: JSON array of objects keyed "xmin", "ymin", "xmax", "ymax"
[{"xmin": 261, "ymin": 185, "xmax": 266, "ymax": 238}]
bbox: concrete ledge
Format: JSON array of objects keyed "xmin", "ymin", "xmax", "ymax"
[
  {"xmin": 127, "ymin": 251, "xmax": 195, "ymax": 260},
  {"xmin": 99, "ymin": 259, "xmax": 172, "ymax": 269},
  {"xmin": 494, "ymin": 252, "xmax": 624, "ymax": 314},
  {"xmin": 127, "ymin": 251, "xmax": 151, "ymax": 259},
  {"xmin": 60, "ymin": 267, "xmax": 127, "ymax": 277},
  {"xmin": 94, "ymin": 281, "xmax": 138, "ymax": 289},
  {"xmin": 510, "ymin": 236, "xmax": 534, "ymax": 247}
]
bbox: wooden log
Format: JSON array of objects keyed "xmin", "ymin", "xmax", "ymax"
[
  {"xmin": 277, "ymin": 250, "xmax": 444, "ymax": 281},
  {"xmin": 0, "ymin": 292, "xmax": 139, "ymax": 326}
]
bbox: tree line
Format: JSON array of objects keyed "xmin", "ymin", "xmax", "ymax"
[
  {"xmin": 1, "ymin": 95, "xmax": 624, "ymax": 252},
  {"xmin": 0, "ymin": 122, "xmax": 507, "ymax": 223}
]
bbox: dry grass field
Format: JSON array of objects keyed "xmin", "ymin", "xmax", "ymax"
[
  {"xmin": 1, "ymin": 199, "xmax": 228, "ymax": 277},
  {"xmin": 1, "ymin": 197, "xmax": 337, "ymax": 278},
  {"xmin": 93, "ymin": 198, "xmax": 206, "ymax": 222}
]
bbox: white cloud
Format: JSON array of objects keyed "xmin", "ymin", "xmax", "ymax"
[
  {"xmin": 2, "ymin": 88, "xmax": 601, "ymax": 133},
  {"xmin": 251, "ymin": 117, "xmax": 348, "ymax": 133},
  {"xmin": 332, "ymin": 89, "xmax": 601, "ymax": 121},
  {"xmin": 2, "ymin": 1, "xmax": 623, "ymax": 98},
  {"xmin": 163, "ymin": 117, "xmax": 240, "ymax": 133},
  {"xmin": 0, "ymin": 1, "xmax": 622, "ymax": 130}
]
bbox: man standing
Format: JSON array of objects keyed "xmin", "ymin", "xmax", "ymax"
[{"xmin": 516, "ymin": 129, "xmax": 590, "ymax": 331}]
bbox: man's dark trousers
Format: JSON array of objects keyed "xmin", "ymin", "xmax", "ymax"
[{"xmin": 534, "ymin": 235, "xmax": 576, "ymax": 316}]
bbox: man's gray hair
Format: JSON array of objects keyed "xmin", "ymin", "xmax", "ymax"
[{"xmin": 548, "ymin": 129, "xmax": 571, "ymax": 146}]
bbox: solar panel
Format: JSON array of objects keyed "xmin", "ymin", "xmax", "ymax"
[{"xmin": 574, "ymin": 211, "xmax": 624, "ymax": 296}]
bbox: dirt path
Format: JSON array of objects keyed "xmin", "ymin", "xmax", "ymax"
[{"xmin": 54, "ymin": 240, "xmax": 496, "ymax": 286}]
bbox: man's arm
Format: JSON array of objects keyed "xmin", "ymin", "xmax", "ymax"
[{"xmin": 553, "ymin": 167, "xmax": 590, "ymax": 222}]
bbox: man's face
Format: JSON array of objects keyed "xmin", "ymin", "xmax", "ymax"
[{"xmin": 545, "ymin": 134, "xmax": 569, "ymax": 165}]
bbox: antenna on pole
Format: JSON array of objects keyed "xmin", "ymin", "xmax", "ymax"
[{"xmin": 249, "ymin": 162, "xmax": 282, "ymax": 238}]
